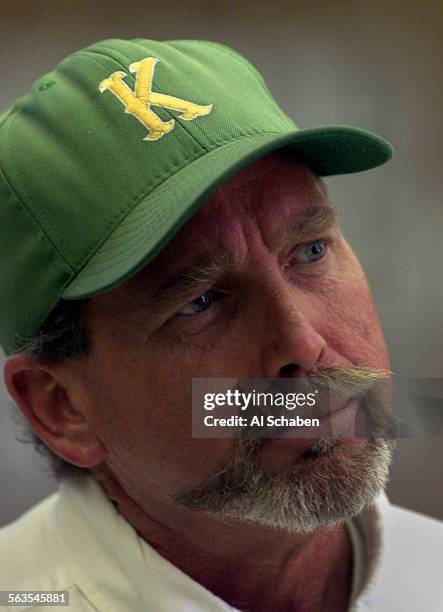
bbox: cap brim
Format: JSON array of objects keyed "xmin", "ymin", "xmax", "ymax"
[{"xmin": 62, "ymin": 125, "xmax": 393, "ymax": 300}]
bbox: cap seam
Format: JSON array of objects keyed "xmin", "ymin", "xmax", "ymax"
[
  {"xmin": 163, "ymin": 39, "xmax": 295, "ymax": 148},
  {"xmin": 166, "ymin": 39, "xmax": 295, "ymax": 132}
]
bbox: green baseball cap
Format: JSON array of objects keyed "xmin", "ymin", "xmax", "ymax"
[{"xmin": 0, "ymin": 37, "xmax": 393, "ymax": 355}]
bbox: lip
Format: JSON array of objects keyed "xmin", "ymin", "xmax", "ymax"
[
  {"xmin": 270, "ymin": 396, "xmax": 362, "ymax": 439},
  {"xmin": 318, "ymin": 397, "xmax": 362, "ymax": 437},
  {"xmin": 256, "ymin": 398, "xmax": 364, "ymax": 466},
  {"xmin": 315, "ymin": 393, "xmax": 356, "ymax": 419},
  {"xmin": 292, "ymin": 392, "xmax": 358, "ymax": 423}
]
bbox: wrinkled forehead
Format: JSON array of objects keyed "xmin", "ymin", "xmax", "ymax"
[{"xmin": 194, "ymin": 150, "xmax": 323, "ymax": 219}]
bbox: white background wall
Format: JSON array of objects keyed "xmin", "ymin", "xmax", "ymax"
[{"xmin": 1, "ymin": 0, "xmax": 442, "ymax": 526}]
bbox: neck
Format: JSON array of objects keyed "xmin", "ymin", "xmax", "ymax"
[{"xmin": 92, "ymin": 468, "xmax": 353, "ymax": 612}]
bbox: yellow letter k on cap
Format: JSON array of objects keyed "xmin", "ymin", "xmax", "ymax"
[{"xmin": 99, "ymin": 57, "xmax": 213, "ymax": 141}]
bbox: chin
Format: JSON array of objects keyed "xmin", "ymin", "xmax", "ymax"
[{"xmin": 176, "ymin": 436, "xmax": 395, "ymax": 535}]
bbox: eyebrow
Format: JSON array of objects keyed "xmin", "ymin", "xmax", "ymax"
[
  {"xmin": 283, "ymin": 202, "xmax": 337, "ymax": 242},
  {"xmin": 148, "ymin": 250, "xmax": 237, "ymax": 316},
  {"xmin": 144, "ymin": 204, "xmax": 338, "ymax": 317}
]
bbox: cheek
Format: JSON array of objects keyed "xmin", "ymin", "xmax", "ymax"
[
  {"xmin": 83, "ymin": 353, "xmax": 232, "ymax": 495},
  {"xmin": 313, "ymin": 272, "xmax": 389, "ymax": 370}
]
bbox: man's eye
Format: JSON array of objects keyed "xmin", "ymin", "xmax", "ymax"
[
  {"xmin": 178, "ymin": 291, "xmax": 222, "ymax": 316},
  {"xmin": 295, "ymin": 240, "xmax": 328, "ymax": 263}
]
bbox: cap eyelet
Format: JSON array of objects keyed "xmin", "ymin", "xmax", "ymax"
[{"xmin": 38, "ymin": 80, "xmax": 56, "ymax": 92}]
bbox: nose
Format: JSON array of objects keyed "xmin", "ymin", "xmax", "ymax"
[{"xmin": 259, "ymin": 279, "xmax": 327, "ymax": 378}]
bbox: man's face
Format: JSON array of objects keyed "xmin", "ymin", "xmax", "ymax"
[{"xmin": 73, "ymin": 150, "xmax": 391, "ymax": 524}]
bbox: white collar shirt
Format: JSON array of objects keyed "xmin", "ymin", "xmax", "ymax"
[{"xmin": 0, "ymin": 475, "xmax": 442, "ymax": 611}]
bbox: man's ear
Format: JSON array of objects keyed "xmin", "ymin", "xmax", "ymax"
[{"xmin": 3, "ymin": 353, "xmax": 107, "ymax": 468}]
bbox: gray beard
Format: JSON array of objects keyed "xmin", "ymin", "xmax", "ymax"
[
  {"xmin": 176, "ymin": 365, "xmax": 397, "ymax": 534},
  {"xmin": 176, "ymin": 436, "xmax": 395, "ymax": 534}
]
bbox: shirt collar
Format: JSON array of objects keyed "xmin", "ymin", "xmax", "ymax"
[
  {"xmin": 346, "ymin": 493, "xmax": 385, "ymax": 609},
  {"xmin": 52, "ymin": 476, "xmax": 236, "ymax": 611}
]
